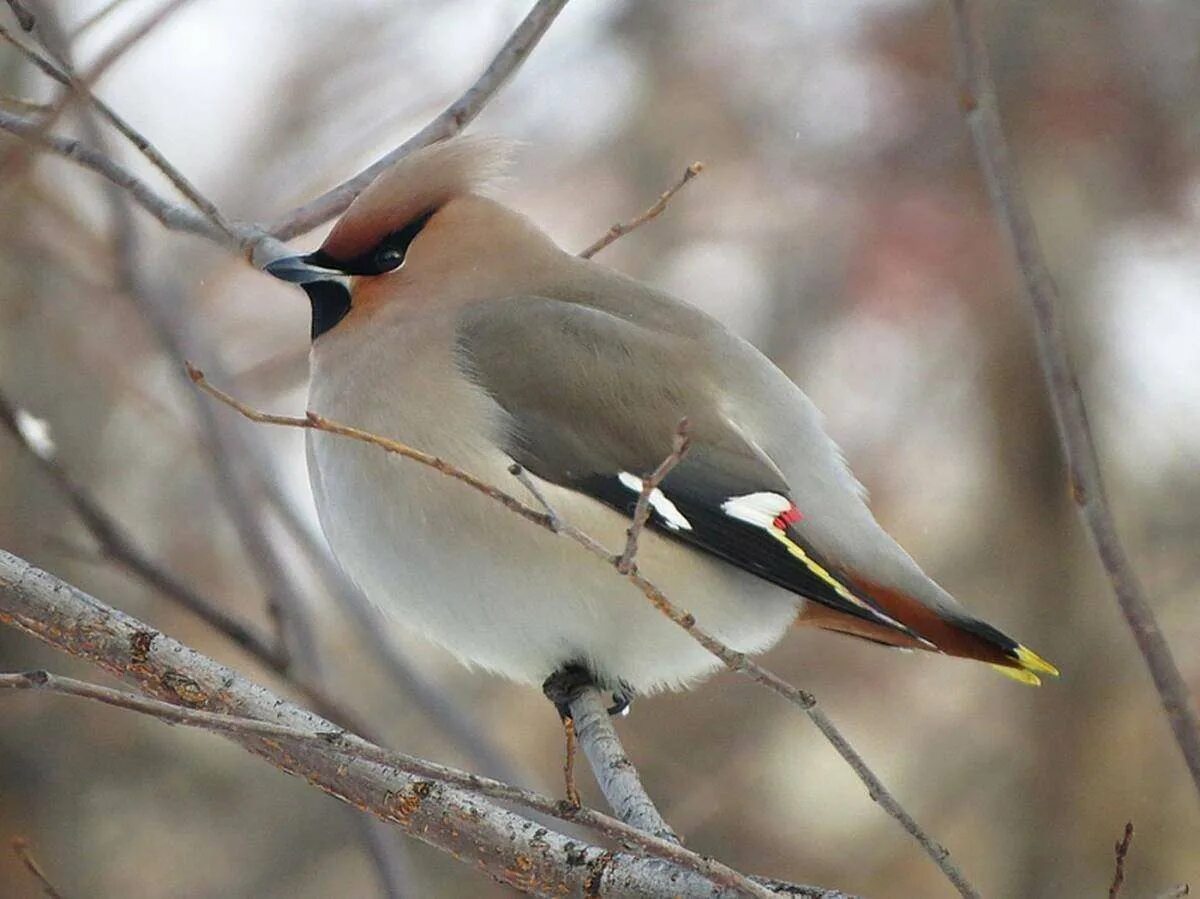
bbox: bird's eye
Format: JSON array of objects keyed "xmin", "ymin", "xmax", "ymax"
[{"xmin": 373, "ymin": 246, "xmax": 405, "ymax": 273}]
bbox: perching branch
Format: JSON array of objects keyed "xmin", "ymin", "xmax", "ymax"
[
  {"xmin": 567, "ymin": 684, "xmax": 681, "ymax": 845},
  {"xmin": 579, "ymin": 162, "xmax": 705, "ymax": 259},
  {"xmin": 946, "ymin": 0, "xmax": 1200, "ymax": 799},
  {"xmin": 188, "ymin": 367, "xmax": 980, "ymax": 899},
  {"xmin": 0, "ymin": 551, "xmax": 849, "ymax": 899}
]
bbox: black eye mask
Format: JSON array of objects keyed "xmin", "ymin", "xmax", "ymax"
[
  {"xmin": 306, "ymin": 208, "xmax": 435, "ymax": 277},
  {"xmin": 271, "ymin": 208, "xmax": 436, "ymax": 339}
]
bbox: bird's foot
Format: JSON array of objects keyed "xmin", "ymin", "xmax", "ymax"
[
  {"xmin": 607, "ymin": 683, "xmax": 634, "ymax": 717},
  {"xmin": 542, "ymin": 664, "xmax": 595, "ymax": 721},
  {"xmin": 542, "ymin": 665, "xmax": 635, "ymax": 718}
]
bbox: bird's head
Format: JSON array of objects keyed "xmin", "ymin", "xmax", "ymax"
[{"xmin": 265, "ymin": 136, "xmax": 515, "ymax": 339}]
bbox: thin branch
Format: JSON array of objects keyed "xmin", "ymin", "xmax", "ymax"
[
  {"xmin": 189, "ymin": 364, "xmax": 554, "ymax": 531},
  {"xmin": 1109, "ymin": 822, "xmax": 1134, "ymax": 899},
  {"xmin": 3, "ymin": 0, "xmax": 34, "ymax": 31},
  {"xmin": 578, "ymin": 162, "xmax": 704, "ymax": 259},
  {"xmin": 0, "ymin": 108, "xmax": 230, "ymax": 243},
  {"xmin": 1, "ymin": 0, "xmax": 567, "ymax": 262},
  {"xmin": 0, "ymin": 565, "xmax": 837, "ymax": 899},
  {"xmin": 568, "ymin": 684, "xmax": 681, "ymax": 845},
  {"xmin": 946, "ymin": 0, "xmax": 1200, "ymax": 798},
  {"xmin": 617, "ymin": 419, "xmax": 690, "ymax": 574},
  {"xmin": 9, "ymin": 14, "xmax": 516, "ymax": 879},
  {"xmin": 267, "ymin": 0, "xmax": 569, "ymax": 240},
  {"xmin": 0, "ymin": 387, "xmax": 282, "ymax": 664},
  {"xmin": 6, "ymin": 0, "xmax": 196, "ymax": 154},
  {"xmin": 189, "ymin": 368, "xmax": 979, "ymax": 899},
  {"xmin": 69, "ymin": 0, "xmax": 134, "ymax": 39},
  {"xmin": 0, "ymin": 22, "xmax": 236, "ymax": 239},
  {"xmin": 11, "ymin": 836, "xmax": 65, "ymax": 899},
  {"xmin": 352, "ymin": 816, "xmax": 413, "ymax": 899}
]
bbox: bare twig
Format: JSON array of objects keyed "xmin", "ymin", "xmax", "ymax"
[
  {"xmin": 189, "ymin": 365, "xmax": 555, "ymax": 530},
  {"xmin": 579, "ymin": 162, "xmax": 704, "ymax": 259},
  {"xmin": 946, "ymin": 0, "xmax": 1200, "ymax": 798},
  {"xmin": 0, "ymin": 571, "xmax": 810, "ymax": 899},
  {"xmin": 1, "ymin": 0, "xmax": 568, "ymax": 262},
  {"xmin": 0, "ymin": 387, "xmax": 282, "ymax": 664},
  {"xmin": 268, "ymin": 0, "xmax": 570, "ymax": 240},
  {"xmin": 3, "ymin": 0, "xmax": 35, "ymax": 31},
  {"xmin": 7, "ymin": 0, "xmax": 196, "ymax": 149},
  {"xmin": 617, "ymin": 419, "xmax": 690, "ymax": 574},
  {"xmin": 0, "ymin": 22, "xmax": 236, "ymax": 239},
  {"xmin": 1109, "ymin": 822, "xmax": 1134, "ymax": 899},
  {"xmin": 0, "ymin": 108, "xmax": 230, "ymax": 243},
  {"xmin": 69, "ymin": 0, "xmax": 134, "ymax": 39},
  {"xmin": 11, "ymin": 836, "xmax": 65, "ymax": 899},
  {"xmin": 568, "ymin": 685, "xmax": 681, "ymax": 845},
  {"xmin": 189, "ymin": 368, "xmax": 979, "ymax": 898}
]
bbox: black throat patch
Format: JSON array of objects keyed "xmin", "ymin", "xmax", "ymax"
[{"xmin": 303, "ymin": 280, "xmax": 352, "ymax": 340}]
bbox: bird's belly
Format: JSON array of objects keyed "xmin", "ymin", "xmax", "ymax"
[{"xmin": 307, "ymin": 422, "xmax": 799, "ymax": 694}]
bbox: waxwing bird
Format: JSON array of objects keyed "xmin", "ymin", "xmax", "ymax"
[{"xmin": 266, "ymin": 137, "xmax": 1057, "ymax": 703}]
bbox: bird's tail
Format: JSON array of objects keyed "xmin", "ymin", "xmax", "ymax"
[{"xmin": 797, "ymin": 577, "xmax": 1059, "ymax": 685}]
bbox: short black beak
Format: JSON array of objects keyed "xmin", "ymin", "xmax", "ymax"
[
  {"xmin": 263, "ymin": 253, "xmax": 353, "ymax": 340},
  {"xmin": 264, "ymin": 253, "xmax": 345, "ymax": 285}
]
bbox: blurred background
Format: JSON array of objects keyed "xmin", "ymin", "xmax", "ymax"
[{"xmin": 1, "ymin": 1, "xmax": 1198, "ymax": 896}]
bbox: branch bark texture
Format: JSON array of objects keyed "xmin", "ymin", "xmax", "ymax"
[{"xmin": 0, "ymin": 548, "xmax": 856, "ymax": 899}]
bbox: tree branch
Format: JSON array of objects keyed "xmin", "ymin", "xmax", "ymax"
[
  {"xmin": 946, "ymin": 0, "xmax": 1200, "ymax": 799},
  {"xmin": 0, "ymin": 387, "xmax": 282, "ymax": 665},
  {"xmin": 0, "ymin": 21, "xmax": 235, "ymax": 239},
  {"xmin": 0, "ymin": 551, "xmax": 852, "ymax": 899},
  {"xmin": 579, "ymin": 162, "xmax": 704, "ymax": 259},
  {"xmin": 188, "ymin": 367, "xmax": 980, "ymax": 899},
  {"xmin": 266, "ymin": 0, "xmax": 570, "ymax": 241},
  {"xmin": 617, "ymin": 418, "xmax": 690, "ymax": 574}
]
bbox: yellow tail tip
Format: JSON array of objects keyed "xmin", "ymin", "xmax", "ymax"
[
  {"xmin": 990, "ymin": 645, "xmax": 1059, "ymax": 686},
  {"xmin": 1014, "ymin": 645, "xmax": 1060, "ymax": 677}
]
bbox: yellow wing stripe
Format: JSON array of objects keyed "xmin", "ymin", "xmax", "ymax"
[{"xmin": 764, "ymin": 527, "xmax": 909, "ymax": 630}]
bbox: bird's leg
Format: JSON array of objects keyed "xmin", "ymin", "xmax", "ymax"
[
  {"xmin": 542, "ymin": 664, "xmax": 594, "ymax": 809},
  {"xmin": 560, "ymin": 714, "xmax": 582, "ymax": 809}
]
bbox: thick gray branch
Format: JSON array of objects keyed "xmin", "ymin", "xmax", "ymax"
[{"xmin": 0, "ymin": 548, "xmax": 853, "ymax": 899}]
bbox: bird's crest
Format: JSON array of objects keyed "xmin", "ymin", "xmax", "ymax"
[{"xmin": 319, "ymin": 136, "xmax": 515, "ymax": 264}]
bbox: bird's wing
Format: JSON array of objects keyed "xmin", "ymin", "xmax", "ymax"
[{"xmin": 455, "ymin": 295, "xmax": 916, "ymax": 637}]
